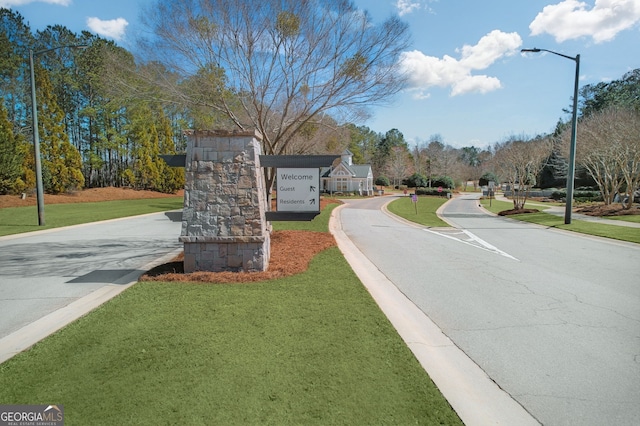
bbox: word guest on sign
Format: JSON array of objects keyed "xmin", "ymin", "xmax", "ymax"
[{"xmin": 276, "ymin": 168, "xmax": 320, "ymax": 212}]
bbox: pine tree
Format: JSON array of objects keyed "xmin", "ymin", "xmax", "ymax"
[
  {"xmin": 34, "ymin": 65, "xmax": 84, "ymax": 193},
  {"xmin": 0, "ymin": 98, "xmax": 24, "ymax": 194},
  {"xmin": 123, "ymin": 102, "xmax": 160, "ymax": 190},
  {"xmin": 155, "ymin": 106, "xmax": 184, "ymax": 193}
]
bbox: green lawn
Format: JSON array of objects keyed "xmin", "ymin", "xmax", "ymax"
[
  {"xmin": 507, "ymin": 211, "xmax": 640, "ymax": 244},
  {"xmin": 386, "ymin": 196, "xmax": 450, "ymax": 227},
  {"xmin": 605, "ymin": 214, "xmax": 640, "ymax": 224},
  {"xmin": 478, "ymin": 198, "xmax": 640, "ymax": 244},
  {"xmin": 0, "ymin": 200, "xmax": 462, "ymax": 425},
  {"xmin": 383, "ymin": 195, "xmax": 640, "ymax": 245},
  {"xmin": 0, "ymin": 198, "xmax": 183, "ymax": 237}
]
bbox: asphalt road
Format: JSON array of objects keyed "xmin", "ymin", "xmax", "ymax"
[
  {"xmin": 338, "ymin": 194, "xmax": 640, "ymax": 426},
  {"xmin": 0, "ymin": 211, "xmax": 182, "ymax": 341}
]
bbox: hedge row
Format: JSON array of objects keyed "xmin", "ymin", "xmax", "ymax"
[
  {"xmin": 550, "ymin": 190, "xmax": 603, "ymax": 202},
  {"xmin": 414, "ymin": 188, "xmax": 452, "ymax": 197}
]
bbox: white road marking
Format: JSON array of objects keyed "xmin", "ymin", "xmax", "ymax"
[{"xmin": 424, "ymin": 228, "xmax": 519, "ymax": 261}]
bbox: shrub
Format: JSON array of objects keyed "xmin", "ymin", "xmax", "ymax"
[
  {"xmin": 375, "ymin": 176, "xmax": 390, "ymax": 186},
  {"xmin": 405, "ymin": 173, "xmax": 428, "ymax": 188},
  {"xmin": 415, "ymin": 187, "xmax": 451, "ymax": 197},
  {"xmin": 479, "ymin": 172, "xmax": 498, "ymax": 187},
  {"xmin": 431, "ymin": 176, "xmax": 455, "ymax": 189},
  {"xmin": 551, "ymin": 190, "xmax": 603, "ymax": 202}
]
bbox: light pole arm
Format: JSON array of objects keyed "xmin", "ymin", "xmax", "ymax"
[{"xmin": 521, "ymin": 47, "xmax": 578, "ymax": 63}]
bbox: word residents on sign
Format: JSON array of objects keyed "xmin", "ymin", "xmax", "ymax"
[{"xmin": 276, "ymin": 168, "xmax": 320, "ymax": 212}]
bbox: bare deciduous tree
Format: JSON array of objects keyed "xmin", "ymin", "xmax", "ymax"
[
  {"xmin": 139, "ymin": 0, "xmax": 410, "ymax": 192},
  {"xmin": 568, "ymin": 106, "xmax": 640, "ymax": 207},
  {"xmin": 385, "ymin": 146, "xmax": 413, "ymax": 187},
  {"xmin": 492, "ymin": 136, "xmax": 552, "ymax": 210}
]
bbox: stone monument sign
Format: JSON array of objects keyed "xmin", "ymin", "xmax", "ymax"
[{"xmin": 179, "ymin": 130, "xmax": 270, "ymax": 273}]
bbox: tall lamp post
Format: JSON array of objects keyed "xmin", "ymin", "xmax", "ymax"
[
  {"xmin": 29, "ymin": 44, "xmax": 87, "ymax": 226},
  {"xmin": 521, "ymin": 47, "xmax": 580, "ymax": 225}
]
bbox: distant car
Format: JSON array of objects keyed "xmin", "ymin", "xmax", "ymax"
[{"xmin": 622, "ymin": 188, "xmax": 640, "ymax": 208}]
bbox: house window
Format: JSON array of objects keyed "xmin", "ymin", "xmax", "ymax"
[{"xmin": 337, "ymin": 177, "xmax": 348, "ymax": 192}]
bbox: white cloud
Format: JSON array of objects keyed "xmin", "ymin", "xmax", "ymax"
[
  {"xmin": 86, "ymin": 17, "xmax": 128, "ymax": 41},
  {"xmin": 395, "ymin": 0, "xmax": 422, "ymax": 16},
  {"xmin": 530, "ymin": 0, "xmax": 640, "ymax": 43},
  {"xmin": 400, "ymin": 30, "xmax": 522, "ymax": 97},
  {"xmin": 0, "ymin": 0, "xmax": 70, "ymax": 6}
]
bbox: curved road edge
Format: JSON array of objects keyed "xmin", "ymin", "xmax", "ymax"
[{"xmin": 329, "ymin": 202, "xmax": 540, "ymax": 426}]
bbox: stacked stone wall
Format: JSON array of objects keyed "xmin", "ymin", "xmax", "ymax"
[{"xmin": 179, "ymin": 130, "xmax": 270, "ymax": 272}]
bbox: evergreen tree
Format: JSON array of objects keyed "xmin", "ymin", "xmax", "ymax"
[
  {"xmin": 33, "ymin": 65, "xmax": 84, "ymax": 193},
  {"xmin": 0, "ymin": 9, "xmax": 33, "ymax": 127},
  {"xmin": 155, "ymin": 105, "xmax": 185, "ymax": 192},
  {"xmin": 123, "ymin": 101, "xmax": 161, "ymax": 190},
  {"xmin": 0, "ymin": 98, "xmax": 24, "ymax": 193}
]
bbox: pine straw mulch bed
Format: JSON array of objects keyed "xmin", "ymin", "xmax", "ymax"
[
  {"xmin": 141, "ymin": 230, "xmax": 336, "ymax": 283},
  {"xmin": 144, "ymin": 196, "xmax": 340, "ymax": 283},
  {"xmin": 497, "ymin": 208, "xmax": 541, "ymax": 216},
  {"xmin": 575, "ymin": 203, "xmax": 640, "ymax": 216},
  {"xmin": 0, "ymin": 187, "xmax": 183, "ymax": 209}
]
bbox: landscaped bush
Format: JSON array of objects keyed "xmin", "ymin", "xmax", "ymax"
[
  {"xmin": 415, "ymin": 187, "xmax": 451, "ymax": 197},
  {"xmin": 479, "ymin": 172, "xmax": 498, "ymax": 187},
  {"xmin": 375, "ymin": 176, "xmax": 390, "ymax": 186},
  {"xmin": 431, "ymin": 176, "xmax": 455, "ymax": 189},
  {"xmin": 405, "ymin": 173, "xmax": 428, "ymax": 188},
  {"xmin": 551, "ymin": 190, "xmax": 603, "ymax": 202}
]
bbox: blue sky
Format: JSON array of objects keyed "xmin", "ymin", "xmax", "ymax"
[{"xmin": 3, "ymin": 0, "xmax": 640, "ymax": 149}]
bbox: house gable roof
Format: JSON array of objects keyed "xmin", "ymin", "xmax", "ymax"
[{"xmin": 321, "ymin": 162, "xmax": 372, "ymax": 179}]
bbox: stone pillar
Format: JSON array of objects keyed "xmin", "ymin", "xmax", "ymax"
[{"xmin": 179, "ymin": 130, "xmax": 270, "ymax": 272}]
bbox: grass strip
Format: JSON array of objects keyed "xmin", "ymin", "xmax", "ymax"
[
  {"xmin": 386, "ymin": 196, "xmax": 450, "ymax": 227},
  {"xmin": 270, "ymin": 200, "xmax": 334, "ymax": 232},
  {"xmin": 509, "ymin": 212, "xmax": 640, "ymax": 244},
  {"xmin": 0, "ymin": 198, "xmax": 183, "ymax": 237},
  {"xmin": 479, "ymin": 199, "xmax": 640, "ymax": 244},
  {"xmin": 0, "ymin": 198, "xmax": 462, "ymax": 424},
  {"xmin": 605, "ymin": 214, "xmax": 640, "ymax": 224},
  {"xmin": 0, "ymin": 251, "xmax": 461, "ymax": 425}
]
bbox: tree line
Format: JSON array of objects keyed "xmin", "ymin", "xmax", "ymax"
[
  {"xmin": 0, "ymin": 9, "xmax": 185, "ymax": 195},
  {"xmin": 1, "ymin": 2, "xmax": 638, "ymax": 210},
  {"xmin": 348, "ymin": 69, "xmax": 639, "ymax": 210}
]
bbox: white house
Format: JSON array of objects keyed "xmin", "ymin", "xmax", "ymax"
[{"xmin": 320, "ymin": 150, "xmax": 374, "ymax": 195}]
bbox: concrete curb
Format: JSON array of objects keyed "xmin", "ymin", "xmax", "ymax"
[{"xmin": 329, "ymin": 203, "xmax": 540, "ymax": 426}]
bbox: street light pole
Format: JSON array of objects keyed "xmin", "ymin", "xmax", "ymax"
[
  {"xmin": 28, "ymin": 49, "xmax": 45, "ymax": 226},
  {"xmin": 521, "ymin": 47, "xmax": 580, "ymax": 225},
  {"xmin": 28, "ymin": 44, "xmax": 87, "ymax": 226}
]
